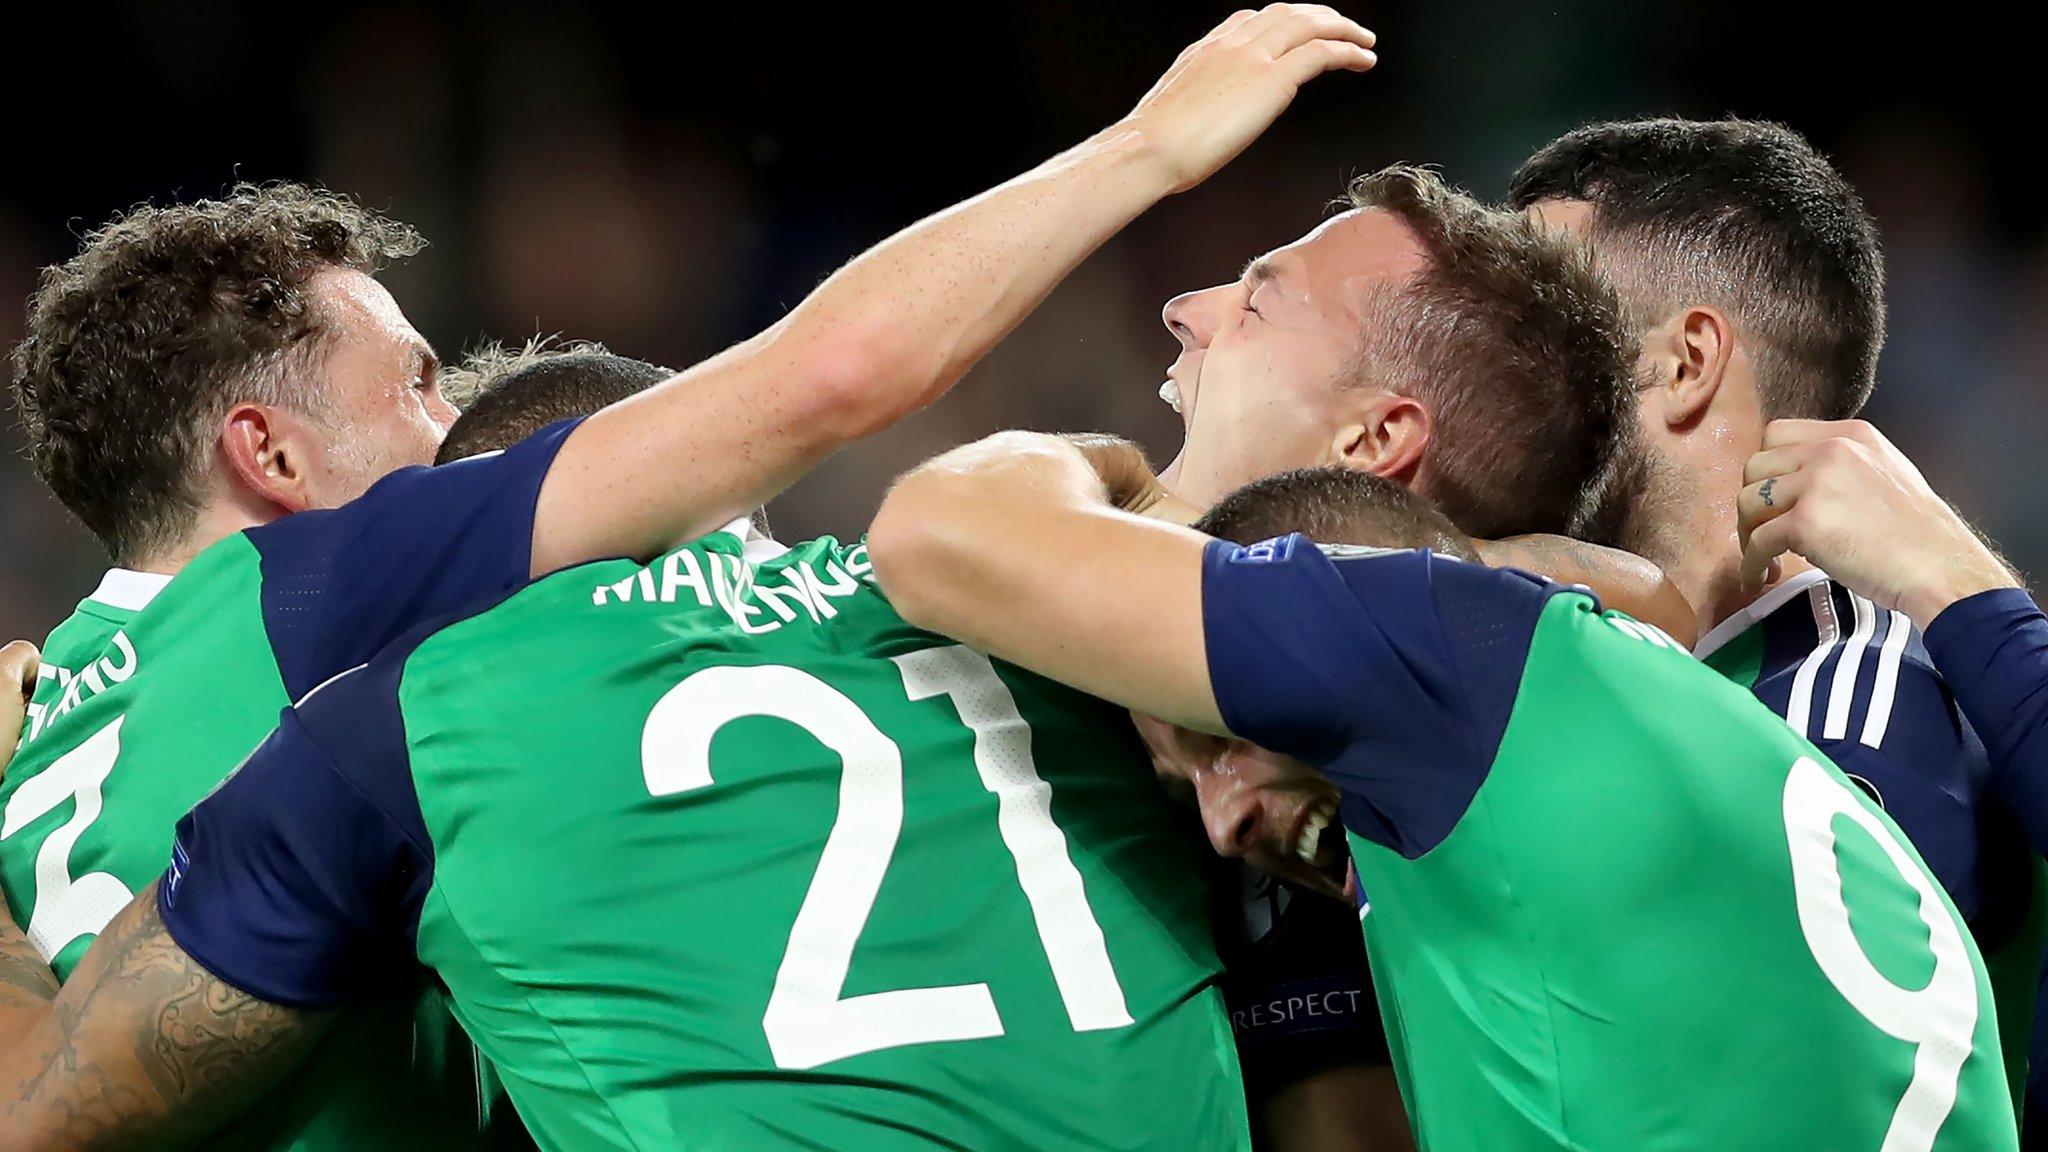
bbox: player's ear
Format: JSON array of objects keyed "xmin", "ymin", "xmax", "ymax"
[
  {"xmin": 1644, "ymin": 306, "xmax": 1735, "ymax": 431},
  {"xmin": 220, "ymin": 403, "xmax": 320, "ymax": 517},
  {"xmin": 1336, "ymin": 393, "xmax": 1429, "ymax": 486}
]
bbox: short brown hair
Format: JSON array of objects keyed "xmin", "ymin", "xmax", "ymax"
[
  {"xmin": 1195, "ymin": 466, "xmax": 1477, "ymax": 561},
  {"xmin": 11, "ymin": 182, "xmax": 425, "ymax": 561},
  {"xmin": 1508, "ymin": 118, "xmax": 1883, "ymax": 421},
  {"xmin": 436, "ymin": 337, "xmax": 671, "ymax": 464},
  {"xmin": 1344, "ymin": 166, "xmax": 1636, "ymax": 539}
]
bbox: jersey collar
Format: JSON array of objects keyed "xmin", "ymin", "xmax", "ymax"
[
  {"xmin": 86, "ymin": 568, "xmax": 173, "ymax": 613},
  {"xmin": 1693, "ymin": 568, "xmax": 1833, "ymax": 660}
]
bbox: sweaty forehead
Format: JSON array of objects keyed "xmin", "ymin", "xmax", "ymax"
[
  {"xmin": 1270, "ymin": 209, "xmax": 1429, "ymax": 302},
  {"xmin": 307, "ymin": 265, "xmax": 424, "ymax": 353}
]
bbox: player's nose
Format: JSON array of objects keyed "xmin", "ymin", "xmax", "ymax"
[
  {"xmin": 1192, "ymin": 769, "xmax": 1264, "ymax": 858},
  {"xmin": 1162, "ymin": 284, "xmax": 1225, "ymax": 351}
]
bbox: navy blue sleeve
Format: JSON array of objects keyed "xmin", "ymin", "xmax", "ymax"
[
  {"xmin": 1200, "ymin": 536, "xmax": 1559, "ymax": 857},
  {"xmin": 158, "ymin": 656, "xmax": 431, "ymax": 1010},
  {"xmin": 1924, "ymin": 588, "xmax": 2048, "ymax": 857},
  {"xmin": 248, "ymin": 416, "xmax": 582, "ymax": 699},
  {"xmin": 1808, "ymin": 735, "xmax": 1995, "ymax": 929}
]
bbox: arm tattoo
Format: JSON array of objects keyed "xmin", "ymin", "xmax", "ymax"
[
  {"xmin": 0, "ymin": 910, "xmax": 59, "ymax": 1006},
  {"xmin": 2, "ymin": 884, "xmax": 330, "ymax": 1152},
  {"xmin": 121, "ymin": 904, "xmax": 313, "ymax": 1104}
]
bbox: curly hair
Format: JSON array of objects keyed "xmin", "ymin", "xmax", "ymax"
[
  {"xmin": 1344, "ymin": 166, "xmax": 1638, "ymax": 540},
  {"xmin": 10, "ymin": 182, "xmax": 425, "ymax": 561}
]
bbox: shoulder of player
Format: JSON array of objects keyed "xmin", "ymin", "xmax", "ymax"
[
  {"xmin": 1754, "ymin": 574, "xmax": 1959, "ymax": 752},
  {"xmin": 283, "ymin": 643, "xmax": 425, "ymax": 803},
  {"xmin": 16, "ymin": 566, "xmax": 261, "ymax": 752}
]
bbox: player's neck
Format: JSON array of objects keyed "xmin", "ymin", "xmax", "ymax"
[
  {"xmin": 127, "ymin": 501, "xmax": 282, "ymax": 577},
  {"xmin": 1659, "ymin": 513, "xmax": 1745, "ymax": 645},
  {"xmin": 1652, "ymin": 460, "xmax": 1816, "ymax": 644}
]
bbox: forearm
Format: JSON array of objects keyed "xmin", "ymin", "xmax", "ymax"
[
  {"xmin": 761, "ymin": 124, "xmax": 1172, "ymax": 433},
  {"xmin": 0, "ymin": 887, "xmax": 328, "ymax": 1152},
  {"xmin": 0, "ymin": 643, "xmax": 51, "ymax": 1017},
  {"xmin": 0, "ymin": 897, "xmax": 58, "ymax": 1016},
  {"xmin": 1896, "ymin": 541, "xmax": 2021, "ymax": 632},
  {"xmin": 537, "ymin": 7, "xmax": 1378, "ymax": 573},
  {"xmin": 873, "ymin": 433, "xmax": 1110, "ymax": 641},
  {"xmin": 535, "ymin": 129, "xmax": 1176, "ymax": 573},
  {"xmin": 1922, "ymin": 590, "xmax": 2048, "ymax": 855},
  {"xmin": 870, "ymin": 433, "xmax": 1224, "ymax": 730},
  {"xmin": 1476, "ymin": 536, "xmax": 1697, "ymax": 649}
]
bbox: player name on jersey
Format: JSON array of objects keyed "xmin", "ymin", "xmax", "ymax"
[
  {"xmin": 21, "ymin": 630, "xmax": 139, "ymax": 745},
  {"xmin": 592, "ymin": 537, "xmax": 873, "ymax": 637}
]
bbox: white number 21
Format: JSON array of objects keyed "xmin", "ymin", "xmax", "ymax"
[{"xmin": 640, "ymin": 645, "xmax": 1132, "ymax": 1070}]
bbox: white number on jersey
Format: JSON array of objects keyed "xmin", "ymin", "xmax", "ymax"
[
  {"xmin": 640, "ymin": 646, "xmax": 1132, "ymax": 1070},
  {"xmin": 1783, "ymin": 756, "xmax": 1977, "ymax": 1152},
  {"xmin": 0, "ymin": 718, "xmax": 137, "ymax": 962}
]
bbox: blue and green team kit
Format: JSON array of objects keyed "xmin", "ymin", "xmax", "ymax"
[
  {"xmin": 159, "ymin": 532, "xmax": 1251, "ymax": 1151},
  {"xmin": 1199, "ymin": 537, "xmax": 2019, "ymax": 1151},
  {"xmin": 1908, "ymin": 586, "xmax": 2048, "ymax": 1141},
  {"xmin": 1697, "ymin": 570, "xmax": 2048, "ymax": 1121},
  {"xmin": 0, "ymin": 420, "xmax": 583, "ymax": 1152}
]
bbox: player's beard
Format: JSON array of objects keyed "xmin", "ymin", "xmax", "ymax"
[{"xmin": 1570, "ymin": 418, "xmax": 1682, "ymax": 568}]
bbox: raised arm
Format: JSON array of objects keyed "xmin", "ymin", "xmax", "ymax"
[
  {"xmin": 530, "ymin": 4, "xmax": 1377, "ymax": 574},
  {"xmin": 0, "ymin": 885, "xmax": 326, "ymax": 1152}
]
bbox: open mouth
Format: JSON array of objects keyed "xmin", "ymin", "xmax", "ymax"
[
  {"xmin": 1159, "ymin": 357, "xmax": 1197, "ymax": 428},
  {"xmin": 1289, "ymin": 798, "xmax": 1347, "ymax": 890}
]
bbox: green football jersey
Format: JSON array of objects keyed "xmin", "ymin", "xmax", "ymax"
[
  {"xmin": 1, "ymin": 543, "xmax": 490, "ymax": 1151},
  {"xmin": 3, "ymin": 428, "xmax": 581, "ymax": 1151},
  {"xmin": 1696, "ymin": 571, "xmax": 2047, "ymax": 1116},
  {"xmin": 1200, "ymin": 540, "xmax": 2018, "ymax": 1152},
  {"xmin": 161, "ymin": 532, "xmax": 1251, "ymax": 1152}
]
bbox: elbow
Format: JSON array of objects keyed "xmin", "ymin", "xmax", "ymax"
[{"xmin": 775, "ymin": 320, "xmax": 936, "ymax": 448}]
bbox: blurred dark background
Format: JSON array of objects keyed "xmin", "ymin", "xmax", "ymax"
[{"xmin": 3, "ymin": 1, "xmax": 2043, "ymax": 639}]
